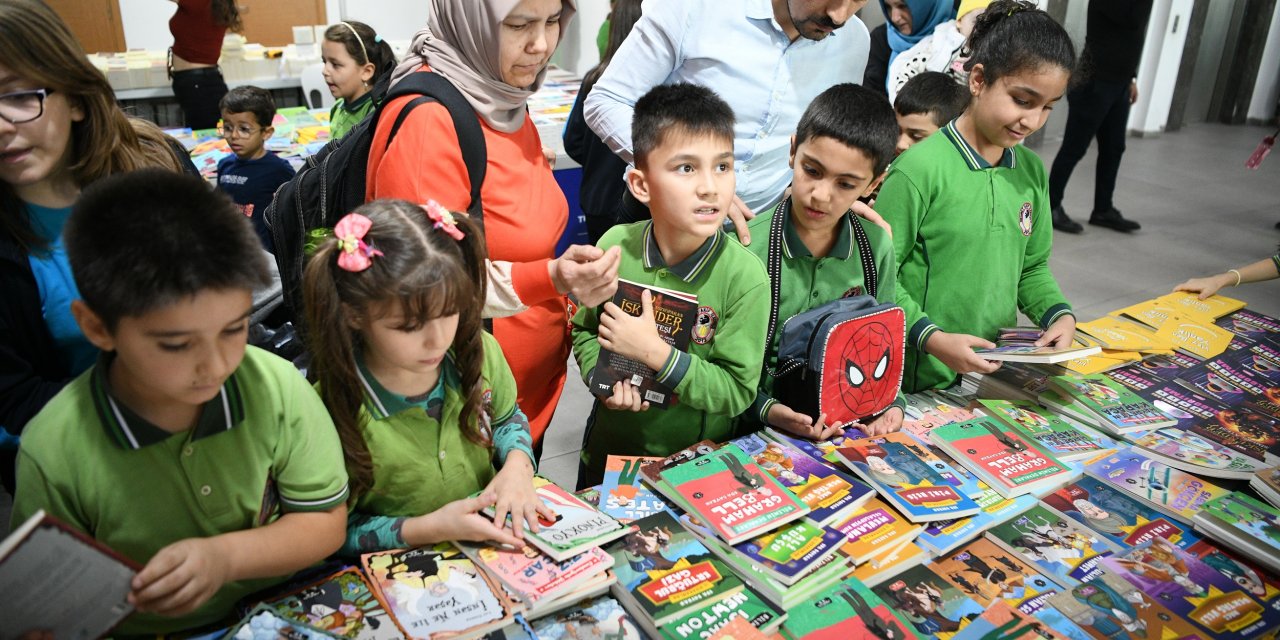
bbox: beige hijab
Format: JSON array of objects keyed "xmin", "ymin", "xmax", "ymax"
[{"xmin": 391, "ymin": 0, "xmax": 577, "ymax": 134}]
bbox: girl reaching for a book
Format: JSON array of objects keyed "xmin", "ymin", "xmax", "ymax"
[
  {"xmin": 1174, "ymin": 249, "xmax": 1280, "ymax": 300},
  {"xmin": 304, "ymin": 199, "xmax": 554, "ymax": 555}
]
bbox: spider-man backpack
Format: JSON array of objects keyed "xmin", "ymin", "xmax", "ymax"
[{"xmin": 764, "ymin": 201, "xmax": 906, "ymax": 425}]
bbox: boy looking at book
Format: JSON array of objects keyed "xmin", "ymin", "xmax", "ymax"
[
  {"xmin": 743, "ymin": 84, "xmax": 907, "ymax": 439},
  {"xmin": 893, "ymin": 71, "xmax": 971, "ymax": 156},
  {"xmin": 572, "ymin": 84, "xmax": 770, "ymax": 488},
  {"xmin": 215, "ymin": 86, "xmax": 295, "ymax": 252},
  {"xmin": 10, "ymin": 170, "xmax": 349, "ymax": 634}
]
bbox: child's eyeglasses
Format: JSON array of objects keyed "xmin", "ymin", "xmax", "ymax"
[
  {"xmin": 0, "ymin": 88, "xmax": 54, "ymax": 125},
  {"xmin": 219, "ymin": 125, "xmax": 263, "ymax": 139}
]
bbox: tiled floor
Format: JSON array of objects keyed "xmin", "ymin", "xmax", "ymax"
[{"xmin": 2, "ymin": 122, "xmax": 1278, "ymax": 526}]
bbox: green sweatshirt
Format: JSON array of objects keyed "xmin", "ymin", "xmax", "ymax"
[
  {"xmin": 877, "ymin": 121, "xmax": 1073, "ymax": 392},
  {"xmin": 741, "ymin": 204, "xmax": 907, "ymax": 425},
  {"xmin": 572, "ymin": 221, "xmax": 770, "ymax": 477},
  {"xmin": 329, "ymin": 91, "xmax": 376, "ymax": 140}
]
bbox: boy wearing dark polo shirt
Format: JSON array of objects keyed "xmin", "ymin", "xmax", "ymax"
[{"xmin": 215, "ymin": 86, "xmax": 295, "ymax": 252}]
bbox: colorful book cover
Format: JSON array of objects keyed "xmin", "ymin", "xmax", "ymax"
[
  {"xmin": 930, "ymin": 417, "xmax": 1075, "ymax": 498},
  {"xmin": 1155, "ymin": 312, "xmax": 1237, "ymax": 359},
  {"xmin": 917, "ymin": 485, "xmax": 1038, "ymax": 556},
  {"xmin": 984, "ymin": 505, "xmax": 1116, "ymax": 585},
  {"xmin": 1156, "ymin": 291, "xmax": 1247, "ymax": 320},
  {"xmin": 600, "ymin": 455, "xmax": 669, "ymax": 523},
  {"xmin": 1076, "ymin": 316, "xmax": 1173, "ymax": 352},
  {"xmin": 847, "ymin": 431, "xmax": 983, "ymax": 498},
  {"xmin": 1219, "ymin": 337, "xmax": 1280, "ymax": 386},
  {"xmin": 872, "ymin": 564, "xmax": 985, "ymax": 640},
  {"xmin": 1049, "ymin": 374, "xmax": 1176, "ymax": 432},
  {"xmin": 702, "ymin": 615, "xmax": 770, "ymax": 640},
  {"xmin": 1101, "ymin": 538, "xmax": 1276, "ymax": 640},
  {"xmin": 658, "ymin": 444, "xmax": 809, "ymax": 544},
  {"xmin": 834, "ymin": 433, "xmax": 983, "ymax": 523},
  {"xmin": 361, "ymin": 545, "xmax": 510, "ymax": 640},
  {"xmin": 1040, "ymin": 477, "xmax": 1204, "ymax": 551},
  {"xmin": 229, "ymin": 604, "xmax": 342, "ymax": 640},
  {"xmin": 1196, "ymin": 492, "xmax": 1280, "ymax": 558},
  {"xmin": 1217, "ymin": 309, "xmax": 1280, "ymax": 342},
  {"xmin": 1083, "ymin": 450, "xmax": 1229, "ymax": 523},
  {"xmin": 456, "ymin": 541, "xmax": 613, "ymax": 606},
  {"xmin": 931, "ymin": 538, "xmax": 1063, "ymax": 608},
  {"xmin": 1045, "ymin": 569, "xmax": 1206, "ymax": 640},
  {"xmin": 849, "ymin": 540, "xmax": 927, "ymax": 589},
  {"xmin": 831, "ymin": 497, "xmax": 924, "ymax": 563},
  {"xmin": 264, "ymin": 566, "xmax": 399, "ymax": 639},
  {"xmin": 1128, "ymin": 428, "xmax": 1270, "ymax": 478},
  {"xmin": 950, "ymin": 600, "xmax": 1070, "ymax": 640},
  {"xmin": 1061, "ymin": 351, "xmax": 1141, "ymax": 376},
  {"xmin": 660, "ymin": 586, "xmax": 786, "ymax": 640},
  {"xmin": 1002, "ymin": 583, "xmax": 1093, "ymax": 640},
  {"xmin": 589, "ymin": 279, "xmax": 697, "ymax": 408},
  {"xmin": 680, "ymin": 514, "xmax": 844, "ymax": 585},
  {"xmin": 1178, "ymin": 355, "xmax": 1280, "ymax": 421},
  {"xmin": 1129, "ymin": 351, "xmax": 1203, "ymax": 378},
  {"xmin": 1134, "ymin": 382, "xmax": 1274, "ymax": 463},
  {"xmin": 486, "ymin": 476, "xmax": 630, "ymax": 562},
  {"xmin": 977, "ymin": 399, "xmax": 1106, "ymax": 461},
  {"xmin": 763, "ymin": 428, "xmax": 869, "ymax": 466},
  {"xmin": 606, "ymin": 509, "xmax": 746, "ymax": 626},
  {"xmin": 779, "ymin": 578, "xmax": 920, "ymax": 640},
  {"xmin": 1101, "ymin": 364, "xmax": 1164, "ymax": 393},
  {"xmin": 1185, "ymin": 542, "xmax": 1280, "ymax": 615},
  {"xmin": 528, "ymin": 595, "xmax": 644, "ymax": 640},
  {"xmin": 902, "ymin": 392, "xmax": 976, "ymax": 441},
  {"xmin": 731, "ymin": 433, "xmax": 872, "ymax": 525},
  {"xmin": 640, "ymin": 441, "xmax": 722, "ymax": 486}
]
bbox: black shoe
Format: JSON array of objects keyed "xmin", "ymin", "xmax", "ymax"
[
  {"xmin": 1275, "ymin": 220, "xmax": 1280, "ymax": 230},
  {"xmin": 1089, "ymin": 207, "xmax": 1141, "ymax": 232},
  {"xmin": 1052, "ymin": 206, "xmax": 1083, "ymax": 233}
]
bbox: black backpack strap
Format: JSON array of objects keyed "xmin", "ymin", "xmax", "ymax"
[
  {"xmin": 850, "ymin": 213, "xmax": 878, "ymax": 300},
  {"xmin": 764, "ymin": 199, "xmax": 799, "ymax": 378},
  {"xmin": 383, "ymin": 72, "xmax": 488, "ymax": 227}
]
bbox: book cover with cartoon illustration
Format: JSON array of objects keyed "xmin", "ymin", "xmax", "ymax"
[
  {"xmin": 680, "ymin": 514, "xmax": 844, "ymax": 586},
  {"xmin": 589, "ymin": 279, "xmax": 697, "ymax": 409},
  {"xmin": 485, "ymin": 476, "xmax": 630, "ymax": 562},
  {"xmin": 360, "ymin": 544, "xmax": 511, "ymax": 640},
  {"xmin": 599, "ymin": 455, "xmax": 669, "ymax": 523},
  {"xmin": 834, "ymin": 433, "xmax": 982, "ymax": 523},
  {"xmin": 1049, "ymin": 374, "xmax": 1176, "ymax": 433},
  {"xmin": 1083, "ymin": 450, "xmax": 1229, "ymax": 523},
  {"xmin": 901, "ymin": 392, "xmax": 977, "ymax": 442},
  {"xmin": 917, "ymin": 485, "xmax": 1038, "ymax": 557},
  {"xmin": 762, "ymin": 428, "xmax": 870, "ymax": 466},
  {"xmin": 950, "ymin": 600, "xmax": 1070, "ymax": 640},
  {"xmin": 780, "ymin": 578, "xmax": 920, "ymax": 640},
  {"xmin": 872, "ymin": 564, "xmax": 984, "ymax": 640},
  {"xmin": 528, "ymin": 595, "xmax": 644, "ymax": 640},
  {"xmin": 849, "ymin": 541, "xmax": 928, "ymax": 589},
  {"xmin": 455, "ymin": 540, "xmax": 613, "ymax": 607},
  {"xmin": 1044, "ymin": 569, "xmax": 1204, "ymax": 640},
  {"xmin": 730, "ymin": 433, "xmax": 873, "ymax": 526},
  {"xmin": 1040, "ymin": 477, "xmax": 1204, "ymax": 552},
  {"xmin": 605, "ymin": 510, "xmax": 745, "ymax": 626},
  {"xmin": 1000, "ymin": 582, "xmax": 1093, "ymax": 640},
  {"xmin": 660, "ymin": 585, "xmax": 786, "ymax": 640},
  {"xmin": 1192, "ymin": 492, "xmax": 1280, "ymax": 574},
  {"xmin": 832, "ymin": 496, "xmax": 924, "ymax": 564},
  {"xmin": 263, "ymin": 566, "xmax": 399, "ymax": 639},
  {"xmin": 977, "ymin": 399, "xmax": 1106, "ymax": 462},
  {"xmin": 984, "ymin": 505, "xmax": 1116, "ymax": 586},
  {"xmin": 1216, "ymin": 309, "xmax": 1280, "ymax": 342},
  {"xmin": 930, "ymin": 538, "xmax": 1063, "ymax": 609},
  {"xmin": 1101, "ymin": 538, "xmax": 1277, "ymax": 640},
  {"xmin": 930, "ymin": 417, "xmax": 1076, "ymax": 498},
  {"xmin": 1133, "ymin": 382, "xmax": 1277, "ymax": 466},
  {"xmin": 1218, "ymin": 337, "xmax": 1280, "ymax": 387},
  {"xmin": 229, "ymin": 604, "xmax": 343, "ymax": 640},
  {"xmin": 1178, "ymin": 353, "xmax": 1280, "ymax": 419},
  {"xmin": 657, "ymin": 443, "xmax": 809, "ymax": 544},
  {"xmin": 1185, "ymin": 542, "xmax": 1280, "ymax": 615},
  {"xmin": 1253, "ymin": 465, "xmax": 1280, "ymax": 508},
  {"xmin": 1129, "ymin": 429, "xmax": 1269, "ymax": 480}
]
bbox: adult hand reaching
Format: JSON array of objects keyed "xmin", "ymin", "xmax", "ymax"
[{"xmin": 550, "ymin": 245, "xmax": 621, "ymax": 307}]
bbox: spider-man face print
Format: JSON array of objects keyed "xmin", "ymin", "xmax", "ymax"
[{"xmin": 821, "ymin": 314, "xmax": 904, "ymax": 422}]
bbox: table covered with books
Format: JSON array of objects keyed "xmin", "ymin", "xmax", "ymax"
[{"xmin": 9, "ymin": 291, "xmax": 1280, "ymax": 640}]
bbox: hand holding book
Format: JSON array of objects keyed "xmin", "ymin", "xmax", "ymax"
[
  {"xmin": 599, "ymin": 288, "xmax": 674, "ymax": 372},
  {"xmin": 129, "ymin": 536, "xmax": 231, "ymax": 617},
  {"xmin": 925, "ymin": 330, "xmax": 1001, "ymax": 374},
  {"xmin": 484, "ymin": 450, "xmax": 556, "ymax": 540},
  {"xmin": 401, "ymin": 491, "xmax": 523, "ymax": 548}
]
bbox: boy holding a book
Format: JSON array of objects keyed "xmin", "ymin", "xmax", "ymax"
[
  {"xmin": 743, "ymin": 83, "xmax": 908, "ymax": 439},
  {"xmin": 10, "ymin": 171, "xmax": 350, "ymax": 634},
  {"xmin": 571, "ymin": 84, "xmax": 771, "ymax": 488}
]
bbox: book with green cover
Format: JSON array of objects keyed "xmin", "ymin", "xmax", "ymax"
[
  {"xmin": 1192, "ymin": 492, "xmax": 1280, "ymax": 575},
  {"xmin": 660, "ymin": 586, "xmax": 786, "ymax": 640},
  {"xmin": 1049, "ymin": 374, "xmax": 1176, "ymax": 434},
  {"xmin": 679, "ymin": 514, "xmax": 844, "ymax": 586},
  {"xmin": 983, "ymin": 505, "xmax": 1118, "ymax": 586},
  {"xmin": 780, "ymin": 578, "xmax": 920, "ymax": 640},
  {"xmin": 929, "ymin": 417, "xmax": 1076, "ymax": 499},
  {"xmin": 977, "ymin": 398, "xmax": 1107, "ymax": 462}
]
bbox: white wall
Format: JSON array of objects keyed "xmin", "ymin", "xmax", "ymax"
[
  {"xmin": 1129, "ymin": 0, "xmax": 1193, "ymax": 135},
  {"xmin": 120, "ymin": 0, "xmax": 177, "ymax": 50},
  {"xmin": 1247, "ymin": 2, "xmax": 1280, "ymax": 122},
  {"xmin": 327, "ymin": 0, "xmax": 429, "ymax": 43}
]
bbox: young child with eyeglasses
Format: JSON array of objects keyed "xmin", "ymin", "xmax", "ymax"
[{"xmin": 215, "ymin": 85, "xmax": 295, "ymax": 252}]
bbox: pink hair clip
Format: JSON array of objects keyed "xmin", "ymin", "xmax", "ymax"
[
  {"xmin": 334, "ymin": 213, "xmax": 384, "ymax": 272},
  {"xmin": 423, "ymin": 200, "xmax": 465, "ymax": 241}
]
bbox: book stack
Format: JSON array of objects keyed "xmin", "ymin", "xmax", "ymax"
[
  {"xmin": 598, "ymin": 455, "xmax": 670, "ymax": 523},
  {"xmin": 455, "ymin": 541, "xmax": 616, "ymax": 620},
  {"xmin": 360, "ymin": 544, "xmax": 515, "ymax": 640},
  {"xmin": 1038, "ymin": 476, "xmax": 1206, "ymax": 552},
  {"xmin": 983, "ymin": 504, "xmax": 1119, "ymax": 585},
  {"xmin": 1191, "ymin": 492, "xmax": 1280, "ymax": 575},
  {"xmin": 1082, "ymin": 449, "xmax": 1230, "ymax": 524},
  {"xmin": 976, "ymin": 398, "xmax": 1109, "ymax": 462},
  {"xmin": 1252, "ymin": 466, "xmax": 1280, "ymax": 507},
  {"xmin": 730, "ymin": 432, "xmax": 874, "ymax": 526},
  {"xmin": 972, "ymin": 327, "xmax": 1101, "ymax": 364},
  {"xmin": 484, "ymin": 475, "xmax": 633, "ymax": 562},
  {"xmin": 834, "ymin": 432, "xmax": 983, "ymax": 523},
  {"xmin": 1046, "ymin": 373, "xmax": 1176, "ymax": 435},
  {"xmin": 929, "ymin": 416, "xmax": 1078, "ymax": 498},
  {"xmin": 915, "ymin": 482, "xmax": 1038, "ymax": 556}
]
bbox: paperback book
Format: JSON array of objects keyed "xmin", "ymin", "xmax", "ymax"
[
  {"xmin": 831, "ymin": 497, "xmax": 924, "ymax": 564},
  {"xmin": 1043, "ymin": 569, "xmax": 1205, "ymax": 640},
  {"xmin": 1133, "ymin": 381, "xmax": 1276, "ymax": 465},
  {"xmin": 779, "ymin": 578, "xmax": 919, "ymax": 640},
  {"xmin": 848, "ymin": 540, "xmax": 928, "ymax": 589},
  {"xmin": 589, "ymin": 279, "xmax": 698, "ymax": 408},
  {"xmin": 916, "ymin": 484, "xmax": 1038, "ymax": 556},
  {"xmin": 971, "ymin": 343, "xmax": 1101, "ymax": 364},
  {"xmin": 680, "ymin": 513, "xmax": 846, "ymax": 586},
  {"xmin": 1153, "ymin": 312, "xmax": 1236, "ymax": 359},
  {"xmin": 966, "ymin": 362, "xmax": 1053, "ymax": 403},
  {"xmin": 984, "ymin": 505, "xmax": 1118, "ymax": 585},
  {"xmin": 1217, "ymin": 308, "xmax": 1280, "ymax": 342},
  {"xmin": 929, "ymin": 417, "xmax": 1076, "ymax": 498},
  {"xmin": 454, "ymin": 540, "xmax": 614, "ymax": 608},
  {"xmin": 660, "ymin": 585, "xmax": 787, "ymax": 640},
  {"xmin": 1157, "ymin": 291, "xmax": 1247, "ymax": 319},
  {"xmin": 639, "ymin": 441, "xmax": 722, "ymax": 486},
  {"xmin": 977, "ymin": 398, "xmax": 1107, "ymax": 461},
  {"xmin": 1083, "ymin": 449, "xmax": 1230, "ymax": 523},
  {"xmin": 262, "ymin": 566, "xmax": 399, "ymax": 639},
  {"xmin": 872, "ymin": 564, "xmax": 985, "ymax": 640},
  {"xmin": 361, "ymin": 544, "xmax": 513, "ymax": 640},
  {"xmin": 229, "ymin": 604, "xmax": 342, "ymax": 640},
  {"xmin": 1218, "ymin": 336, "xmax": 1280, "ymax": 386},
  {"xmin": 901, "ymin": 391, "xmax": 976, "ymax": 442},
  {"xmin": 1191, "ymin": 492, "xmax": 1280, "ymax": 575},
  {"xmin": 730, "ymin": 432, "xmax": 873, "ymax": 526},
  {"xmin": 1075, "ymin": 316, "xmax": 1173, "ymax": 352},
  {"xmin": 1049, "ymin": 374, "xmax": 1176, "ymax": 433},
  {"xmin": 763, "ymin": 428, "xmax": 869, "ymax": 466},
  {"xmin": 1128, "ymin": 428, "xmax": 1269, "ymax": 479},
  {"xmin": 950, "ymin": 601, "xmax": 1069, "ymax": 640},
  {"xmin": 484, "ymin": 475, "xmax": 631, "ymax": 562},
  {"xmin": 1253, "ymin": 466, "xmax": 1280, "ymax": 508},
  {"xmin": 930, "ymin": 538, "xmax": 1064, "ymax": 608},
  {"xmin": 1178, "ymin": 353, "xmax": 1280, "ymax": 418},
  {"xmin": 834, "ymin": 432, "xmax": 983, "ymax": 523},
  {"xmin": 599, "ymin": 455, "xmax": 669, "ymax": 523},
  {"xmin": 1040, "ymin": 477, "xmax": 1204, "ymax": 552},
  {"xmin": 528, "ymin": 595, "xmax": 644, "ymax": 640}
]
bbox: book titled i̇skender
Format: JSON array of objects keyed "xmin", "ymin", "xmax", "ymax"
[{"xmin": 589, "ymin": 279, "xmax": 697, "ymax": 409}]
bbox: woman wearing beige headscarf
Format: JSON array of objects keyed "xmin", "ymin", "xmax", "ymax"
[{"xmin": 365, "ymin": 0, "xmax": 619, "ymax": 457}]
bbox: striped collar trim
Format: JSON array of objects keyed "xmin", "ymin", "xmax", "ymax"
[
  {"xmin": 355, "ymin": 355, "xmax": 456, "ymax": 421},
  {"xmin": 942, "ymin": 119, "xmax": 1017, "ymax": 171},
  {"xmin": 90, "ymin": 353, "xmax": 245, "ymax": 450},
  {"xmin": 642, "ymin": 221, "xmax": 724, "ymax": 283},
  {"xmin": 781, "ymin": 205, "xmax": 854, "ymax": 260}
]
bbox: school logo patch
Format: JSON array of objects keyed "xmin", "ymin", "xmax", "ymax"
[
  {"xmin": 692, "ymin": 305, "xmax": 719, "ymax": 345},
  {"xmin": 1018, "ymin": 202, "xmax": 1033, "ymax": 236},
  {"xmin": 843, "ymin": 286, "xmax": 864, "ymax": 298}
]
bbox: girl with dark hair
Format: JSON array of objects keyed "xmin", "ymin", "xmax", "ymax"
[
  {"xmin": 304, "ymin": 199, "xmax": 551, "ymax": 555},
  {"xmin": 322, "ymin": 20, "xmax": 397, "ymax": 139},
  {"xmin": 169, "ymin": 0, "xmax": 242, "ymax": 129},
  {"xmin": 877, "ymin": 0, "xmax": 1079, "ymax": 392}
]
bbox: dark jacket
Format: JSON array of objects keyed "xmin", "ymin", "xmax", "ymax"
[
  {"xmin": 864, "ymin": 24, "xmax": 891, "ymax": 96},
  {"xmin": 1082, "ymin": 0, "xmax": 1154, "ymax": 83},
  {"xmin": 0, "ymin": 229, "xmax": 71, "ymax": 436},
  {"xmin": 563, "ymin": 78, "xmax": 630, "ymax": 243}
]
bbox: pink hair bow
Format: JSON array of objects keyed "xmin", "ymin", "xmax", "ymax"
[
  {"xmin": 423, "ymin": 200, "xmax": 465, "ymax": 241},
  {"xmin": 334, "ymin": 213, "xmax": 384, "ymax": 272}
]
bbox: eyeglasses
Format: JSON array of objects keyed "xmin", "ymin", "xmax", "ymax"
[
  {"xmin": 0, "ymin": 88, "xmax": 54, "ymax": 125},
  {"xmin": 218, "ymin": 125, "xmax": 263, "ymax": 139}
]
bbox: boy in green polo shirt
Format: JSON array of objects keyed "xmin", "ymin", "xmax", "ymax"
[
  {"xmin": 571, "ymin": 83, "xmax": 770, "ymax": 488},
  {"xmin": 743, "ymin": 84, "xmax": 907, "ymax": 439},
  {"xmin": 10, "ymin": 170, "xmax": 349, "ymax": 634}
]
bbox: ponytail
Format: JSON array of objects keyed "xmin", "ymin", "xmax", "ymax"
[{"xmin": 963, "ymin": 0, "xmax": 1075, "ymax": 84}]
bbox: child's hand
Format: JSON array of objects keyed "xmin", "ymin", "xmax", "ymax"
[
  {"xmin": 129, "ymin": 537, "xmax": 231, "ymax": 617},
  {"xmin": 1174, "ymin": 274, "xmax": 1233, "ymax": 300},
  {"xmin": 406, "ymin": 492, "xmax": 523, "ymax": 548},
  {"xmin": 860, "ymin": 406, "xmax": 904, "ymax": 436},
  {"xmin": 1036, "ymin": 315, "xmax": 1077, "ymax": 348},
  {"xmin": 485, "ymin": 452, "xmax": 556, "ymax": 539},
  {"xmin": 602, "ymin": 380, "xmax": 651, "ymax": 412},
  {"xmin": 768, "ymin": 404, "xmax": 844, "ymax": 440},
  {"xmin": 599, "ymin": 289, "xmax": 671, "ymax": 369},
  {"xmin": 925, "ymin": 331, "xmax": 1001, "ymax": 375}
]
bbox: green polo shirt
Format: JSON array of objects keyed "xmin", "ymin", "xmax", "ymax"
[
  {"xmin": 329, "ymin": 91, "xmax": 376, "ymax": 140},
  {"xmin": 572, "ymin": 221, "xmax": 770, "ymax": 477},
  {"xmin": 742, "ymin": 204, "xmax": 907, "ymax": 424},
  {"xmin": 877, "ymin": 121, "xmax": 1073, "ymax": 393},
  {"xmin": 11, "ymin": 346, "xmax": 349, "ymax": 634}
]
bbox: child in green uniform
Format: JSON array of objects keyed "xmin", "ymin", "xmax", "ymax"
[
  {"xmin": 11, "ymin": 170, "xmax": 350, "ymax": 634},
  {"xmin": 322, "ymin": 20, "xmax": 396, "ymax": 139},
  {"xmin": 893, "ymin": 71, "xmax": 971, "ymax": 156},
  {"xmin": 572, "ymin": 83, "xmax": 770, "ymax": 488},
  {"xmin": 743, "ymin": 83, "xmax": 906, "ymax": 439},
  {"xmin": 304, "ymin": 199, "xmax": 547, "ymax": 555},
  {"xmin": 877, "ymin": 0, "xmax": 1079, "ymax": 393}
]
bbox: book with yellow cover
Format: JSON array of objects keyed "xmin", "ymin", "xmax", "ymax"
[
  {"xmin": 1113, "ymin": 297, "xmax": 1187, "ymax": 329},
  {"xmin": 1076, "ymin": 316, "xmax": 1173, "ymax": 352},
  {"xmin": 1153, "ymin": 312, "xmax": 1236, "ymax": 359},
  {"xmin": 1156, "ymin": 291, "xmax": 1247, "ymax": 319},
  {"xmin": 1061, "ymin": 350, "xmax": 1142, "ymax": 375}
]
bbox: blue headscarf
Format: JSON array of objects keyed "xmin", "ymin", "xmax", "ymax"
[{"xmin": 880, "ymin": 0, "xmax": 955, "ymax": 75}]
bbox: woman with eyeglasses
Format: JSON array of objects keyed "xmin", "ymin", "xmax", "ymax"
[{"xmin": 0, "ymin": 0, "xmax": 190, "ymax": 494}]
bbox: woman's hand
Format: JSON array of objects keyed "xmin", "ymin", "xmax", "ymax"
[
  {"xmin": 925, "ymin": 331, "xmax": 1001, "ymax": 375},
  {"xmin": 485, "ymin": 452, "xmax": 554, "ymax": 539},
  {"xmin": 1174, "ymin": 273, "xmax": 1234, "ymax": 300},
  {"xmin": 550, "ymin": 245, "xmax": 621, "ymax": 307}
]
